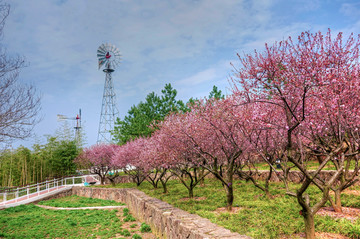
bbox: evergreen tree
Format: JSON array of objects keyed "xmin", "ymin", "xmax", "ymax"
[{"xmin": 112, "ymin": 84, "xmax": 186, "ymax": 144}]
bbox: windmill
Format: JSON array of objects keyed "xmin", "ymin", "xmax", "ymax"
[
  {"xmin": 56, "ymin": 109, "xmax": 82, "ymax": 145},
  {"xmin": 96, "ymin": 43, "xmax": 121, "ymax": 144}
]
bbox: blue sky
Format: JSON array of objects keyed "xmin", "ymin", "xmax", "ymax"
[{"xmin": 4, "ymin": 0, "xmax": 360, "ymax": 148}]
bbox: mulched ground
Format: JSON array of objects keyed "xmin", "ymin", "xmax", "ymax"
[
  {"xmin": 279, "ymin": 232, "xmax": 351, "ymax": 239},
  {"xmin": 35, "ymin": 204, "xmax": 126, "ymax": 210},
  {"xmin": 179, "ymin": 196, "xmax": 207, "ymax": 201},
  {"xmin": 317, "ymin": 206, "xmax": 360, "ymax": 222}
]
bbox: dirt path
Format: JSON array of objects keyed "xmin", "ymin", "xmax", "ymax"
[{"xmin": 35, "ymin": 204, "xmax": 127, "ymax": 210}]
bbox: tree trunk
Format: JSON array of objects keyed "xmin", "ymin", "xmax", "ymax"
[
  {"xmin": 303, "ymin": 210, "xmax": 315, "ymax": 239},
  {"xmin": 188, "ymin": 187, "xmax": 194, "ymax": 198},
  {"xmin": 109, "ymin": 178, "xmax": 115, "ymax": 186},
  {"xmin": 100, "ymin": 176, "xmax": 105, "ymax": 185},
  {"xmin": 199, "ymin": 167, "xmax": 205, "ymax": 187},
  {"xmin": 226, "ymin": 184, "xmax": 234, "ymax": 211},
  {"xmin": 160, "ymin": 178, "xmax": 167, "ymax": 194},
  {"xmin": 265, "ymin": 189, "xmax": 271, "ymax": 199},
  {"xmin": 331, "ymin": 189, "xmax": 343, "ymax": 213},
  {"xmin": 265, "ymin": 167, "xmax": 272, "ymax": 198},
  {"xmin": 135, "ymin": 175, "xmax": 142, "ymax": 186},
  {"xmin": 147, "ymin": 178, "xmax": 158, "ymax": 188}
]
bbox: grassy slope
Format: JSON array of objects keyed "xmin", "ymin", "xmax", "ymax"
[{"xmin": 0, "ymin": 196, "xmax": 151, "ymax": 239}]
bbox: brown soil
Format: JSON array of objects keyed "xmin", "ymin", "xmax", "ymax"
[
  {"xmin": 179, "ymin": 196, "xmax": 206, "ymax": 201},
  {"xmin": 314, "ymin": 232, "xmax": 351, "ymax": 239},
  {"xmin": 214, "ymin": 206, "xmax": 243, "ymax": 214},
  {"xmin": 332, "ymin": 189, "xmax": 360, "ymax": 196},
  {"xmin": 279, "ymin": 232, "xmax": 350, "ymax": 239},
  {"xmin": 317, "ymin": 206, "xmax": 360, "ymax": 222}
]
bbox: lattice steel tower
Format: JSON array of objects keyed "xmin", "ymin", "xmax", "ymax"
[{"xmin": 96, "ymin": 43, "xmax": 121, "ymax": 144}]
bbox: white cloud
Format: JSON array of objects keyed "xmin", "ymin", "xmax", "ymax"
[
  {"xmin": 178, "ymin": 68, "xmax": 217, "ymax": 86},
  {"xmin": 341, "ymin": 2, "xmax": 360, "ymax": 17},
  {"xmin": 4, "ymin": 0, "xmax": 360, "ymax": 147}
]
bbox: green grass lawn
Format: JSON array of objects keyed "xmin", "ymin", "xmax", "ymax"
[
  {"xmin": 0, "ymin": 196, "xmax": 154, "ymax": 239},
  {"xmin": 38, "ymin": 195, "xmax": 125, "ymax": 208},
  {"xmin": 100, "ymin": 178, "xmax": 360, "ymax": 238}
]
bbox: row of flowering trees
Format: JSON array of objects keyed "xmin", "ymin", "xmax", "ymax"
[{"xmin": 76, "ymin": 30, "xmax": 360, "ymax": 239}]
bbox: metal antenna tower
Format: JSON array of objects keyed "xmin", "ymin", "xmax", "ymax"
[
  {"xmin": 74, "ymin": 109, "xmax": 82, "ymax": 144},
  {"xmin": 96, "ymin": 43, "xmax": 121, "ymax": 144},
  {"xmin": 57, "ymin": 108, "xmax": 82, "ymax": 145}
]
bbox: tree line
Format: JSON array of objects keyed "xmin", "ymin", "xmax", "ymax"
[
  {"xmin": 0, "ymin": 137, "xmax": 79, "ymax": 187},
  {"xmin": 77, "ymin": 30, "xmax": 360, "ymax": 239},
  {"xmin": 0, "ymin": 84, "xmax": 221, "ymax": 188}
]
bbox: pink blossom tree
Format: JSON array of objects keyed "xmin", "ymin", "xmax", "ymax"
[
  {"xmin": 156, "ymin": 113, "xmax": 210, "ymax": 198},
  {"xmin": 232, "ymin": 29, "xmax": 360, "ymax": 239},
  {"xmin": 75, "ymin": 144, "xmax": 119, "ymax": 185},
  {"xmin": 235, "ymin": 99, "xmax": 296, "ymax": 197},
  {"xmin": 299, "ymin": 39, "xmax": 360, "ymax": 212},
  {"xmin": 138, "ymin": 135, "xmax": 174, "ymax": 193},
  {"xmin": 167, "ymin": 97, "xmax": 252, "ymax": 209},
  {"xmin": 112, "ymin": 138, "xmax": 148, "ymax": 186}
]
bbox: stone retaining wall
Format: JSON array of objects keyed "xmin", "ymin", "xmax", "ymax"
[{"xmin": 72, "ymin": 187, "xmax": 251, "ymax": 239}]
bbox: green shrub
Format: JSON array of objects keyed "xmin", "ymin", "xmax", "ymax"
[
  {"xmin": 120, "ymin": 229, "xmax": 131, "ymax": 236},
  {"xmin": 132, "ymin": 234, "xmax": 142, "ymax": 239},
  {"xmin": 123, "ymin": 207, "xmax": 130, "ymax": 216},
  {"xmin": 124, "ymin": 214, "xmax": 136, "ymax": 222},
  {"xmin": 140, "ymin": 223, "xmax": 151, "ymax": 232}
]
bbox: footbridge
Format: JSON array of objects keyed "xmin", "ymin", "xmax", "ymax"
[{"xmin": 0, "ymin": 175, "xmax": 100, "ymax": 209}]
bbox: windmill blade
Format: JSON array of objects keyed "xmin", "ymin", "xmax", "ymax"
[
  {"xmin": 112, "ymin": 45, "xmax": 118, "ymax": 54},
  {"xmin": 97, "ymin": 45, "xmax": 107, "ymax": 54},
  {"xmin": 97, "ymin": 43, "xmax": 121, "ymax": 70},
  {"xmin": 97, "ymin": 53, "xmax": 106, "ymax": 59},
  {"xmin": 97, "ymin": 47, "xmax": 106, "ymax": 55},
  {"xmin": 97, "ymin": 55, "xmax": 106, "ymax": 61},
  {"xmin": 114, "ymin": 49, "xmax": 121, "ymax": 55},
  {"xmin": 97, "ymin": 52, "xmax": 105, "ymax": 58},
  {"xmin": 98, "ymin": 60, "xmax": 105, "ymax": 69},
  {"xmin": 114, "ymin": 58, "xmax": 121, "ymax": 65}
]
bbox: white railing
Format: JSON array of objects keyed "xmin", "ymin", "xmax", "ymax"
[{"xmin": 0, "ymin": 174, "xmax": 100, "ymax": 206}]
